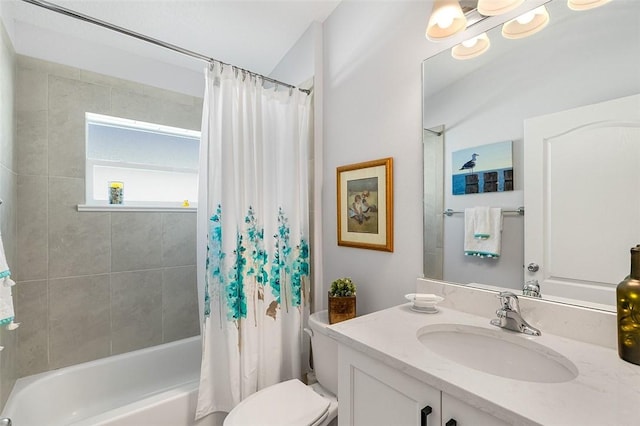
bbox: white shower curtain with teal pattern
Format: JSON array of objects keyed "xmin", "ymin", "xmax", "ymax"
[{"xmin": 195, "ymin": 63, "xmax": 312, "ymax": 420}]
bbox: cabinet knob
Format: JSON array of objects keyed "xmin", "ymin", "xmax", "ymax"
[
  {"xmin": 445, "ymin": 419, "xmax": 457, "ymax": 426},
  {"xmin": 420, "ymin": 405, "xmax": 432, "ymax": 426}
]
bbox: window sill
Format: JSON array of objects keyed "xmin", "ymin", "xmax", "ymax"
[{"xmin": 77, "ymin": 204, "xmax": 197, "ymax": 213}]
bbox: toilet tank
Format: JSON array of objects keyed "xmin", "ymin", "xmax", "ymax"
[{"xmin": 308, "ymin": 310, "xmax": 338, "ymax": 396}]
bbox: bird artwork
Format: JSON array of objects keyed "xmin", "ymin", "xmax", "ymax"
[
  {"xmin": 459, "ymin": 153, "xmax": 479, "ymax": 173},
  {"xmin": 452, "ymin": 141, "xmax": 513, "ymax": 196}
]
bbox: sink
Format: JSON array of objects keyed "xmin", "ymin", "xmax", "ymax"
[{"xmin": 417, "ymin": 324, "xmax": 578, "ymax": 383}]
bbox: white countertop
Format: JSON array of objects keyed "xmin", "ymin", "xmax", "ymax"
[{"xmin": 327, "ymin": 304, "xmax": 640, "ymax": 426}]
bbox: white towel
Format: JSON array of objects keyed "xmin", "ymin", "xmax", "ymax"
[
  {"xmin": 464, "ymin": 208, "xmax": 503, "ymax": 258},
  {"xmin": 0, "ymin": 233, "xmax": 18, "ymax": 331},
  {"xmin": 473, "ymin": 206, "xmax": 491, "ymax": 239}
]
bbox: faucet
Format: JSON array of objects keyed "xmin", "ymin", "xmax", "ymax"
[
  {"xmin": 523, "ymin": 279, "xmax": 541, "ymax": 298},
  {"xmin": 490, "ymin": 292, "xmax": 541, "ymax": 336}
]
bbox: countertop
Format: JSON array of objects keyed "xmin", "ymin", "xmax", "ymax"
[{"xmin": 327, "ymin": 304, "xmax": 640, "ymax": 426}]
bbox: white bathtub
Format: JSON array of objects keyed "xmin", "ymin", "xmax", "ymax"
[{"xmin": 2, "ymin": 336, "xmax": 225, "ymax": 426}]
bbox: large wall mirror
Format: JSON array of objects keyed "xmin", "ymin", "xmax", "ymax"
[{"xmin": 422, "ymin": 0, "xmax": 640, "ymax": 311}]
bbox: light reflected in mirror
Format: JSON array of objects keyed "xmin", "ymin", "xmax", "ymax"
[{"xmin": 422, "ymin": 0, "xmax": 640, "ymax": 312}]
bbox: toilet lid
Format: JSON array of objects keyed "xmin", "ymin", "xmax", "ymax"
[{"xmin": 224, "ymin": 379, "xmax": 330, "ymax": 426}]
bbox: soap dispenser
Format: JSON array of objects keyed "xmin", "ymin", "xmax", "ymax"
[{"xmin": 617, "ymin": 245, "xmax": 640, "ymax": 365}]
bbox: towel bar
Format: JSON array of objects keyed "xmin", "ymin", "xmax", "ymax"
[{"xmin": 443, "ymin": 207, "xmax": 524, "ymax": 217}]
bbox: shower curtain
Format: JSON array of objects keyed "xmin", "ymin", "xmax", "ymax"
[{"xmin": 195, "ymin": 63, "xmax": 312, "ymax": 420}]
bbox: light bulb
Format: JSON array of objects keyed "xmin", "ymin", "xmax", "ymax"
[
  {"xmin": 426, "ymin": 0, "xmax": 467, "ymax": 41},
  {"xmin": 462, "ymin": 37, "xmax": 479, "ymax": 48},
  {"xmin": 502, "ymin": 5, "xmax": 549, "ymax": 39},
  {"xmin": 452, "ymin": 32, "xmax": 490, "ymax": 60},
  {"xmin": 517, "ymin": 11, "xmax": 535, "ymax": 24},
  {"xmin": 437, "ymin": 14, "xmax": 455, "ymax": 29}
]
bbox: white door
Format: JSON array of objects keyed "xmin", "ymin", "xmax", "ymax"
[{"xmin": 524, "ymin": 94, "xmax": 640, "ymax": 307}]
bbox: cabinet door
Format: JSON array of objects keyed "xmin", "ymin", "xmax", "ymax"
[
  {"xmin": 442, "ymin": 393, "xmax": 510, "ymax": 426},
  {"xmin": 338, "ymin": 345, "xmax": 441, "ymax": 426}
]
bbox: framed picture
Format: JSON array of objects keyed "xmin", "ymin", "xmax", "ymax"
[
  {"xmin": 452, "ymin": 140, "xmax": 513, "ymax": 195},
  {"xmin": 337, "ymin": 157, "xmax": 393, "ymax": 252}
]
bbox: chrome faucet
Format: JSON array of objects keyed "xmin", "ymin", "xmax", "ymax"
[
  {"xmin": 490, "ymin": 292, "xmax": 541, "ymax": 336},
  {"xmin": 523, "ymin": 279, "xmax": 541, "ymax": 298}
]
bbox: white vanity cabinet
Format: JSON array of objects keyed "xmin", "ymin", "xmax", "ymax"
[
  {"xmin": 441, "ymin": 393, "xmax": 509, "ymax": 426},
  {"xmin": 338, "ymin": 345, "xmax": 509, "ymax": 426}
]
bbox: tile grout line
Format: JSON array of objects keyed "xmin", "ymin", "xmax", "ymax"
[{"xmin": 45, "ymin": 68, "xmax": 51, "ymax": 372}]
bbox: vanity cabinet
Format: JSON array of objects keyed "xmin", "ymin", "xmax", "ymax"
[
  {"xmin": 441, "ymin": 393, "xmax": 509, "ymax": 426},
  {"xmin": 338, "ymin": 345, "xmax": 509, "ymax": 426}
]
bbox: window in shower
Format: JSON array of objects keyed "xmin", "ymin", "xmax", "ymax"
[{"xmin": 83, "ymin": 112, "xmax": 201, "ymax": 210}]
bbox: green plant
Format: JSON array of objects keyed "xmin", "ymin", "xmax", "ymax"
[{"xmin": 329, "ymin": 277, "xmax": 356, "ymax": 297}]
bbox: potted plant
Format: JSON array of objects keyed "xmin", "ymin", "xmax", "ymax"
[{"xmin": 328, "ymin": 277, "xmax": 357, "ymax": 324}]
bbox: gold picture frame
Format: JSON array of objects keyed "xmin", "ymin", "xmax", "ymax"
[{"xmin": 337, "ymin": 157, "xmax": 393, "ymax": 252}]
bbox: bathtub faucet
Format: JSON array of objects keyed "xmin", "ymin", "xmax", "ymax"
[{"xmin": 0, "ymin": 418, "xmax": 12, "ymax": 426}]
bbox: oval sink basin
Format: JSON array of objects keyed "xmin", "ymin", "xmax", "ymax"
[{"xmin": 417, "ymin": 324, "xmax": 578, "ymax": 383}]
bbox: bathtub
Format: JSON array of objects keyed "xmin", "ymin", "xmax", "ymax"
[{"xmin": 2, "ymin": 336, "xmax": 226, "ymax": 426}]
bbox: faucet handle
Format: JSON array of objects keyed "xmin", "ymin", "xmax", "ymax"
[
  {"xmin": 496, "ymin": 291, "xmax": 520, "ymax": 312},
  {"xmin": 523, "ymin": 279, "xmax": 541, "ymax": 297}
]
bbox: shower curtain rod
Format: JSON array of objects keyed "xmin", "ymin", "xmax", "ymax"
[{"xmin": 20, "ymin": 0, "xmax": 311, "ymax": 95}]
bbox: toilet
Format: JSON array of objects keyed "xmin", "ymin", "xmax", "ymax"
[{"xmin": 223, "ymin": 310, "xmax": 339, "ymax": 426}]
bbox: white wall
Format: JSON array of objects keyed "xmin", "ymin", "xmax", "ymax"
[
  {"xmin": 0, "ymin": 0, "xmax": 15, "ymax": 44},
  {"xmin": 12, "ymin": 21, "xmax": 204, "ymax": 97},
  {"xmin": 322, "ymin": 1, "xmax": 437, "ymax": 314},
  {"xmin": 269, "ymin": 22, "xmax": 321, "ymax": 88}
]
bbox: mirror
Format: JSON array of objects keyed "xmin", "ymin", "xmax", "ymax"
[{"xmin": 422, "ymin": 0, "xmax": 640, "ymax": 311}]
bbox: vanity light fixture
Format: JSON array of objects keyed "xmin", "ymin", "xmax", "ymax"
[
  {"xmin": 567, "ymin": 0, "xmax": 612, "ymax": 11},
  {"xmin": 426, "ymin": 0, "xmax": 467, "ymax": 41},
  {"xmin": 477, "ymin": 0, "xmax": 524, "ymax": 16},
  {"xmin": 451, "ymin": 32, "xmax": 491, "ymax": 60},
  {"xmin": 502, "ymin": 5, "xmax": 550, "ymax": 39}
]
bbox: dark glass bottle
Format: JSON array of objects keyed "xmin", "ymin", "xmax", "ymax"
[{"xmin": 617, "ymin": 245, "xmax": 640, "ymax": 365}]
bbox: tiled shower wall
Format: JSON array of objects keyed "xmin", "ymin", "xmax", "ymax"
[
  {"xmin": 0, "ymin": 21, "xmax": 17, "ymax": 408},
  {"xmin": 14, "ymin": 56, "xmax": 203, "ymax": 378}
]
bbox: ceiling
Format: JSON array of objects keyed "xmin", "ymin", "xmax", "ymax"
[{"xmin": 7, "ymin": 0, "xmax": 341, "ymax": 77}]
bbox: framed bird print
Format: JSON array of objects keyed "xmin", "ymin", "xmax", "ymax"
[
  {"xmin": 337, "ymin": 157, "xmax": 393, "ymax": 252},
  {"xmin": 452, "ymin": 141, "xmax": 513, "ymax": 195}
]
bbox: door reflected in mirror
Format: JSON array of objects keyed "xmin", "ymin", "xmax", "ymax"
[{"xmin": 422, "ymin": 0, "xmax": 640, "ymax": 311}]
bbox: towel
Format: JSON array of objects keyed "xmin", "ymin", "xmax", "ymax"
[
  {"xmin": 473, "ymin": 206, "xmax": 491, "ymax": 239},
  {"xmin": 464, "ymin": 207, "xmax": 502, "ymax": 258},
  {"xmin": 0, "ymin": 233, "xmax": 18, "ymax": 331}
]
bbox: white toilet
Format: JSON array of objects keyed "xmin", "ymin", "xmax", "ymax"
[{"xmin": 223, "ymin": 310, "xmax": 339, "ymax": 426}]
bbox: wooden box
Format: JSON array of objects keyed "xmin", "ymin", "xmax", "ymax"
[{"xmin": 328, "ymin": 294, "xmax": 356, "ymax": 325}]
